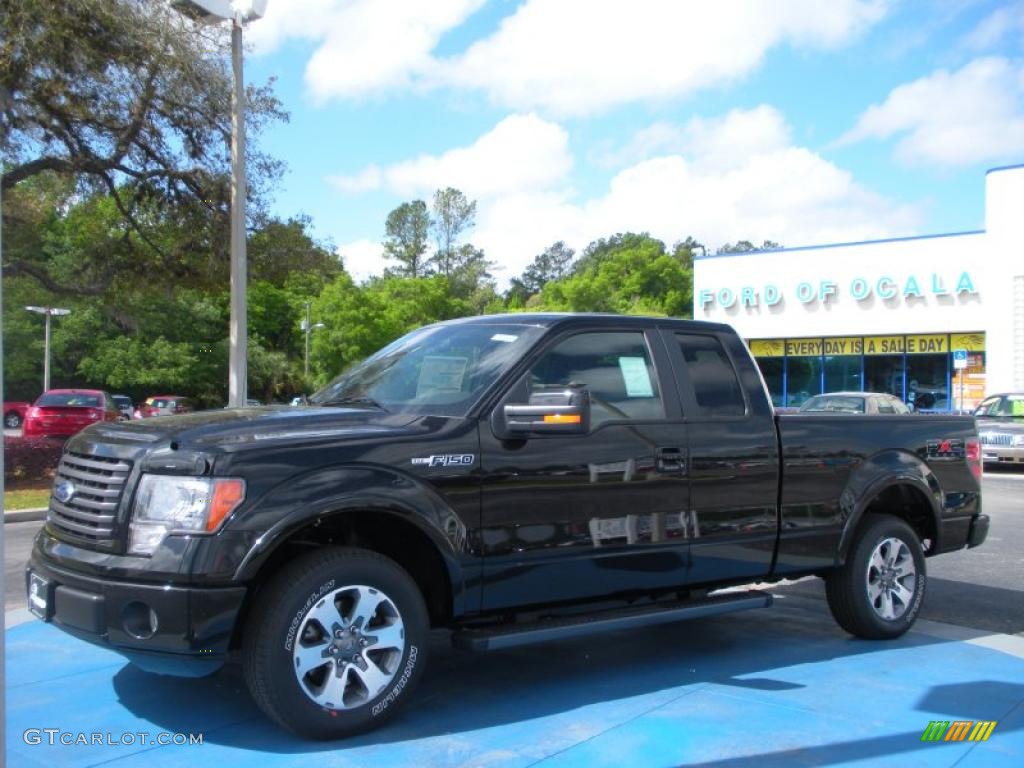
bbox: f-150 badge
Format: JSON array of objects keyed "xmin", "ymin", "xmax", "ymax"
[{"xmin": 411, "ymin": 454, "xmax": 475, "ymax": 468}]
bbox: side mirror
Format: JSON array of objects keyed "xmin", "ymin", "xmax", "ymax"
[{"xmin": 500, "ymin": 387, "xmax": 590, "ymax": 437}]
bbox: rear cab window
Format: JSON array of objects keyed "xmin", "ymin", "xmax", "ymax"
[{"xmin": 673, "ymin": 333, "xmax": 747, "ymax": 418}]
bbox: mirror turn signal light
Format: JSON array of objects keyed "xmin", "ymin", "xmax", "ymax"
[{"xmin": 543, "ymin": 413, "xmax": 581, "ymax": 424}]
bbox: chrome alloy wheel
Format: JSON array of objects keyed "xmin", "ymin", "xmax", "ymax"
[
  {"xmin": 292, "ymin": 585, "xmax": 405, "ymax": 710},
  {"xmin": 865, "ymin": 537, "xmax": 917, "ymax": 620}
]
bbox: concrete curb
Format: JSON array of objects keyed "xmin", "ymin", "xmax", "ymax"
[{"xmin": 3, "ymin": 507, "xmax": 47, "ymax": 523}]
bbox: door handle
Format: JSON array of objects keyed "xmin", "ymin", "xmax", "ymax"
[{"xmin": 656, "ymin": 447, "xmax": 687, "ymax": 475}]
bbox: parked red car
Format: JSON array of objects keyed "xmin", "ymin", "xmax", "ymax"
[
  {"xmin": 3, "ymin": 401, "xmax": 33, "ymax": 429},
  {"xmin": 22, "ymin": 390, "xmax": 120, "ymax": 438},
  {"xmin": 134, "ymin": 395, "xmax": 194, "ymax": 419}
]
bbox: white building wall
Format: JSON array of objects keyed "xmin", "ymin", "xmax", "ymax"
[{"xmin": 693, "ymin": 164, "xmax": 1024, "ymax": 396}]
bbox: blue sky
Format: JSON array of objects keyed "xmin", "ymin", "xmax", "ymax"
[{"xmin": 243, "ymin": 0, "xmax": 1024, "ymax": 284}]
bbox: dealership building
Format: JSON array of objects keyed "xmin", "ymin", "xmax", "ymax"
[{"xmin": 693, "ymin": 164, "xmax": 1024, "ymax": 411}]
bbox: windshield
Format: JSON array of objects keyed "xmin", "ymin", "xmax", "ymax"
[
  {"xmin": 310, "ymin": 322, "xmax": 546, "ymax": 416},
  {"xmin": 37, "ymin": 393, "xmax": 102, "ymax": 408},
  {"xmin": 800, "ymin": 395, "xmax": 865, "ymax": 413},
  {"xmin": 976, "ymin": 395, "xmax": 1024, "ymax": 417}
]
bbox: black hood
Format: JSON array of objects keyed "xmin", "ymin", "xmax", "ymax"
[{"xmin": 73, "ymin": 405, "xmax": 423, "ymax": 451}]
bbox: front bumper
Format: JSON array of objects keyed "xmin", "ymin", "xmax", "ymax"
[
  {"xmin": 26, "ymin": 551, "xmax": 246, "ymax": 677},
  {"xmin": 980, "ymin": 444, "xmax": 1024, "ymax": 464}
]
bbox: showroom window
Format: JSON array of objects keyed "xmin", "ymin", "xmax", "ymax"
[
  {"xmin": 906, "ymin": 354, "xmax": 949, "ymax": 411},
  {"xmin": 786, "ymin": 356, "xmax": 823, "ymax": 407},
  {"xmin": 824, "ymin": 355, "xmax": 862, "ymax": 393},
  {"xmin": 864, "ymin": 355, "xmax": 905, "ymax": 400}
]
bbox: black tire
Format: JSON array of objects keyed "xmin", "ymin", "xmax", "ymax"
[
  {"xmin": 4, "ymin": 412, "xmax": 21, "ymax": 429},
  {"xmin": 826, "ymin": 514, "xmax": 926, "ymax": 639},
  {"xmin": 242, "ymin": 547, "xmax": 429, "ymax": 739}
]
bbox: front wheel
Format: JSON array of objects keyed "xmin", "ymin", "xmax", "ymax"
[
  {"xmin": 826, "ymin": 515, "xmax": 926, "ymax": 639},
  {"xmin": 242, "ymin": 547, "xmax": 429, "ymax": 739},
  {"xmin": 4, "ymin": 412, "xmax": 22, "ymax": 429}
]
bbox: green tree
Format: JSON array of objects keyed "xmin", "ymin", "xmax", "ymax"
[
  {"xmin": 382, "ymin": 200, "xmax": 430, "ymax": 277},
  {"xmin": 249, "ymin": 215, "xmax": 340, "ymax": 288},
  {"xmin": 536, "ymin": 233, "xmax": 693, "ymax": 317},
  {"xmin": 1, "ymin": 0, "xmax": 287, "ymax": 251},
  {"xmin": 717, "ymin": 239, "xmax": 782, "ymax": 254},
  {"xmin": 520, "ymin": 241, "xmax": 575, "ymax": 294},
  {"xmin": 309, "ymin": 275, "xmax": 466, "ymax": 385},
  {"xmin": 429, "ymin": 187, "xmax": 476, "ymax": 277}
]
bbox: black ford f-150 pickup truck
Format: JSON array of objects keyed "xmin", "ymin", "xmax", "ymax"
[{"xmin": 27, "ymin": 314, "xmax": 988, "ymax": 739}]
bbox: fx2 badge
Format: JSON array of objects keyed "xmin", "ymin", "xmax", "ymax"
[{"xmin": 411, "ymin": 454, "xmax": 475, "ymax": 468}]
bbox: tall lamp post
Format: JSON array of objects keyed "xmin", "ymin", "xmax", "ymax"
[
  {"xmin": 25, "ymin": 306, "xmax": 71, "ymax": 392},
  {"xmin": 302, "ymin": 302, "xmax": 325, "ymax": 380},
  {"xmin": 171, "ymin": 0, "xmax": 267, "ymax": 407}
]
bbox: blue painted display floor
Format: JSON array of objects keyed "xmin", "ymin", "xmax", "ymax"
[{"xmin": 6, "ymin": 593, "xmax": 1023, "ymax": 767}]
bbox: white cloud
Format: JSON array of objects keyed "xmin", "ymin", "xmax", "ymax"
[
  {"xmin": 336, "ymin": 238, "xmax": 387, "ymax": 282},
  {"xmin": 475, "ymin": 108, "xmax": 918, "ymax": 281},
  {"xmin": 252, "ymin": 0, "xmax": 887, "ymax": 114},
  {"xmin": 961, "ymin": 3, "xmax": 1024, "ymax": 51},
  {"xmin": 248, "ymin": 0, "xmax": 485, "ymax": 102},
  {"xmin": 332, "ymin": 107, "xmax": 920, "ymax": 285},
  {"xmin": 329, "ymin": 113, "xmax": 572, "ymax": 199},
  {"xmin": 437, "ymin": 0, "xmax": 887, "ymax": 116},
  {"xmin": 839, "ymin": 57, "xmax": 1024, "ymax": 167}
]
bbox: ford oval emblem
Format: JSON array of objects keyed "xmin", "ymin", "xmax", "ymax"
[{"xmin": 53, "ymin": 479, "xmax": 75, "ymax": 504}]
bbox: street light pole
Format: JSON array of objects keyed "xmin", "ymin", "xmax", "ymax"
[
  {"xmin": 171, "ymin": 0, "xmax": 266, "ymax": 407},
  {"xmin": 228, "ymin": 15, "xmax": 247, "ymax": 408},
  {"xmin": 25, "ymin": 307, "xmax": 71, "ymax": 391},
  {"xmin": 302, "ymin": 301, "xmax": 324, "ymax": 381}
]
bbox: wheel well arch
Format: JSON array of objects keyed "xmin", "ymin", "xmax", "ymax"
[
  {"xmin": 230, "ymin": 509, "xmax": 454, "ymax": 650},
  {"xmin": 843, "ymin": 481, "xmax": 939, "ymax": 562}
]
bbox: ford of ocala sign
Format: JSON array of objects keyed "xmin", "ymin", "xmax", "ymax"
[{"xmin": 698, "ymin": 271, "xmax": 977, "ymax": 310}]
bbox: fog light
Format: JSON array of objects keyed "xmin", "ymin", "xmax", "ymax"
[{"xmin": 122, "ymin": 601, "xmax": 158, "ymax": 639}]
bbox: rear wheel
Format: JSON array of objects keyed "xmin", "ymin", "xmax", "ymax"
[
  {"xmin": 242, "ymin": 547, "xmax": 429, "ymax": 739},
  {"xmin": 826, "ymin": 515, "xmax": 926, "ymax": 639}
]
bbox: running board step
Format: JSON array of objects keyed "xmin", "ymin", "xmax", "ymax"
[{"xmin": 452, "ymin": 590, "xmax": 773, "ymax": 652}]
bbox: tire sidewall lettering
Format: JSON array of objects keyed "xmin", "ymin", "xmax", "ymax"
[
  {"xmin": 370, "ymin": 645, "xmax": 418, "ymax": 718},
  {"xmin": 284, "ymin": 579, "xmax": 336, "ymax": 652}
]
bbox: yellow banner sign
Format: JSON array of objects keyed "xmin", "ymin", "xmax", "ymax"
[
  {"xmin": 906, "ymin": 334, "xmax": 948, "ymax": 354},
  {"xmin": 863, "ymin": 336, "xmax": 904, "ymax": 355},
  {"xmin": 950, "ymin": 332, "xmax": 985, "ymax": 352},
  {"xmin": 786, "ymin": 338, "xmax": 823, "ymax": 357},
  {"xmin": 822, "ymin": 336, "xmax": 864, "ymax": 355},
  {"xmin": 749, "ymin": 339, "xmax": 785, "ymax": 357}
]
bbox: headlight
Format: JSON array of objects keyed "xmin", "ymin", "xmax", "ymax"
[{"xmin": 129, "ymin": 474, "xmax": 245, "ymax": 555}]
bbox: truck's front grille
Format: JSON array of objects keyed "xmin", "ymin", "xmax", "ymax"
[
  {"xmin": 980, "ymin": 432, "xmax": 1013, "ymax": 446},
  {"xmin": 48, "ymin": 452, "xmax": 133, "ymax": 543}
]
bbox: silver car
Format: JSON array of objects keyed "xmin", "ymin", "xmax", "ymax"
[
  {"xmin": 975, "ymin": 393, "xmax": 1024, "ymax": 465},
  {"xmin": 798, "ymin": 392, "xmax": 911, "ymax": 415}
]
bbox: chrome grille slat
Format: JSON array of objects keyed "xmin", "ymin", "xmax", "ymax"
[
  {"xmin": 61, "ymin": 455, "xmax": 131, "ymax": 473},
  {"xmin": 56, "ymin": 465, "xmax": 128, "ymax": 485},
  {"xmin": 61, "ymin": 495, "xmax": 117, "ymax": 511},
  {"xmin": 50, "ymin": 499, "xmax": 116, "ymax": 524},
  {"xmin": 49, "ymin": 515, "xmax": 114, "ymax": 538},
  {"xmin": 980, "ymin": 433, "xmax": 1013, "ymax": 446},
  {"xmin": 48, "ymin": 451, "xmax": 133, "ymax": 546}
]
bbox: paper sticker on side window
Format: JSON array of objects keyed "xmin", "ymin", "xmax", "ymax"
[
  {"xmin": 619, "ymin": 356, "xmax": 654, "ymax": 397},
  {"xmin": 416, "ymin": 356, "xmax": 468, "ymax": 396}
]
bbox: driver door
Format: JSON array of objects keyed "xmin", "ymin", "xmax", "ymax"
[{"xmin": 477, "ymin": 326, "xmax": 692, "ymax": 611}]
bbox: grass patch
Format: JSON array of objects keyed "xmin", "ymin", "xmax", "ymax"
[{"xmin": 4, "ymin": 485, "xmax": 51, "ymax": 511}]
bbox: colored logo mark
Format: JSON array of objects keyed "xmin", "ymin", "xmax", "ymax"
[{"xmin": 921, "ymin": 721, "xmax": 997, "ymax": 742}]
